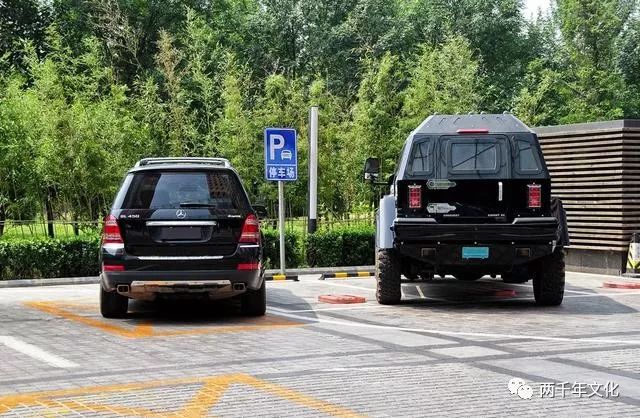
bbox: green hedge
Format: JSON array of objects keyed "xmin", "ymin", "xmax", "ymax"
[
  {"xmin": 0, "ymin": 236, "xmax": 100, "ymax": 280},
  {"xmin": 261, "ymin": 229, "xmax": 303, "ymax": 269},
  {"xmin": 306, "ymin": 226, "xmax": 375, "ymax": 267},
  {"xmin": 0, "ymin": 226, "xmax": 376, "ymax": 279}
]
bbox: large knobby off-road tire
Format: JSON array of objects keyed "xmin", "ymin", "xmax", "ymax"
[
  {"xmin": 100, "ymin": 286, "xmax": 129, "ymax": 318},
  {"xmin": 241, "ymin": 278, "xmax": 266, "ymax": 316},
  {"xmin": 376, "ymin": 248, "xmax": 401, "ymax": 305},
  {"xmin": 533, "ymin": 250, "xmax": 565, "ymax": 306}
]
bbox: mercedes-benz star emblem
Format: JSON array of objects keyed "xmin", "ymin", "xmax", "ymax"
[{"xmin": 176, "ymin": 209, "xmax": 187, "ymax": 219}]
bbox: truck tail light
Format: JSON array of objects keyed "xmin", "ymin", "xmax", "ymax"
[
  {"xmin": 102, "ymin": 214, "xmax": 123, "ymax": 244},
  {"xmin": 408, "ymin": 185, "xmax": 422, "ymax": 209},
  {"xmin": 527, "ymin": 184, "xmax": 542, "ymax": 208},
  {"xmin": 457, "ymin": 128, "xmax": 489, "ymax": 134},
  {"xmin": 239, "ymin": 214, "xmax": 260, "ymax": 244}
]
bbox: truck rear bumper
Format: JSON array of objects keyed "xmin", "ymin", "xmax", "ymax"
[
  {"xmin": 397, "ymin": 243, "xmax": 552, "ymax": 268},
  {"xmin": 394, "ymin": 218, "xmax": 558, "ymax": 243},
  {"xmin": 393, "ymin": 218, "xmax": 557, "ymax": 268}
]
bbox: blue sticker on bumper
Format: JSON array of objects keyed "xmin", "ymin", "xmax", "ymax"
[{"xmin": 462, "ymin": 247, "xmax": 489, "ymax": 259}]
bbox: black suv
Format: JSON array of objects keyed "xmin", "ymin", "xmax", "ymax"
[
  {"xmin": 366, "ymin": 114, "xmax": 569, "ymax": 306},
  {"xmin": 99, "ymin": 157, "xmax": 265, "ymax": 318}
]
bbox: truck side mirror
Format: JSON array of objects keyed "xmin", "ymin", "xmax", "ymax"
[
  {"xmin": 252, "ymin": 204, "xmax": 268, "ymax": 219},
  {"xmin": 364, "ymin": 157, "xmax": 380, "ymax": 182}
]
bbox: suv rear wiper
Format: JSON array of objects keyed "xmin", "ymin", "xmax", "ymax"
[{"xmin": 179, "ymin": 202, "xmax": 218, "ymax": 208}]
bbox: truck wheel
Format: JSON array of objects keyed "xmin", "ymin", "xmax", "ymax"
[
  {"xmin": 533, "ymin": 250, "xmax": 565, "ymax": 306},
  {"xmin": 241, "ymin": 279, "xmax": 266, "ymax": 316},
  {"xmin": 454, "ymin": 273, "xmax": 483, "ymax": 281},
  {"xmin": 100, "ymin": 286, "xmax": 128, "ymax": 318},
  {"xmin": 376, "ymin": 249, "xmax": 401, "ymax": 305}
]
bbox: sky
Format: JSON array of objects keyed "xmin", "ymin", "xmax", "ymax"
[{"xmin": 524, "ymin": 0, "xmax": 551, "ymax": 19}]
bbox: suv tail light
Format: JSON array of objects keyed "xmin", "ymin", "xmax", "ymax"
[
  {"xmin": 408, "ymin": 185, "xmax": 422, "ymax": 209},
  {"xmin": 239, "ymin": 214, "xmax": 260, "ymax": 244},
  {"xmin": 237, "ymin": 262, "xmax": 260, "ymax": 271},
  {"xmin": 527, "ymin": 184, "xmax": 542, "ymax": 208},
  {"xmin": 102, "ymin": 214, "xmax": 123, "ymax": 244}
]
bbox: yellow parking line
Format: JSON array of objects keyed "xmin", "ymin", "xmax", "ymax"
[
  {"xmin": 24, "ymin": 301, "xmax": 303, "ymax": 339},
  {"xmin": 0, "ymin": 374, "xmax": 364, "ymax": 417}
]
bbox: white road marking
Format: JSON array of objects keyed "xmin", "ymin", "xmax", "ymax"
[
  {"xmin": 507, "ymin": 282, "xmax": 594, "ymax": 295},
  {"xmin": 316, "ymin": 281, "xmax": 375, "ymax": 292},
  {"xmin": 267, "ymin": 310, "xmax": 640, "ymax": 346},
  {"xmin": 270, "ymin": 305, "xmax": 388, "ymax": 313},
  {"xmin": 0, "ymin": 336, "xmax": 78, "ymax": 368}
]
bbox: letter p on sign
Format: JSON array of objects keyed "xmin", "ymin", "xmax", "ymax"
[{"xmin": 269, "ymin": 134, "xmax": 285, "ymax": 160}]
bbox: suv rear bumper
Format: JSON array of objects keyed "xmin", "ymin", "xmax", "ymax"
[{"xmin": 101, "ymin": 269, "xmax": 263, "ymax": 300}]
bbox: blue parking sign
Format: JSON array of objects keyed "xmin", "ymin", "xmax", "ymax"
[{"xmin": 264, "ymin": 128, "xmax": 297, "ymax": 181}]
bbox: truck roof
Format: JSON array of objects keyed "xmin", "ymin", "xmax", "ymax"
[{"xmin": 411, "ymin": 113, "xmax": 533, "ymax": 136}]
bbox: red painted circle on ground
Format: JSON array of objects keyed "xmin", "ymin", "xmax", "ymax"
[
  {"xmin": 602, "ymin": 281, "xmax": 640, "ymax": 289},
  {"xmin": 318, "ymin": 295, "xmax": 367, "ymax": 304}
]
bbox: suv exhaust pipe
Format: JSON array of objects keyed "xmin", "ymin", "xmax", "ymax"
[
  {"xmin": 233, "ymin": 283, "xmax": 246, "ymax": 291},
  {"xmin": 116, "ymin": 284, "xmax": 130, "ymax": 294}
]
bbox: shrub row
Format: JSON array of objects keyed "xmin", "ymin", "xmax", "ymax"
[
  {"xmin": 306, "ymin": 226, "xmax": 376, "ymax": 267},
  {"xmin": 0, "ymin": 236, "xmax": 101, "ymax": 280},
  {"xmin": 0, "ymin": 226, "xmax": 376, "ymax": 279}
]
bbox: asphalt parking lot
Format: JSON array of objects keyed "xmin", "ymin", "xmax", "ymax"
[{"xmin": 1, "ymin": 272, "xmax": 640, "ymax": 417}]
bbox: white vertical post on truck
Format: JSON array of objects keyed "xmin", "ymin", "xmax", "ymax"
[
  {"xmin": 264, "ymin": 128, "xmax": 298, "ymax": 275},
  {"xmin": 308, "ymin": 106, "xmax": 319, "ymax": 233}
]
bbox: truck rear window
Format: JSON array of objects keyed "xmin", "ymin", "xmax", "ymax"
[
  {"xmin": 450, "ymin": 141, "xmax": 499, "ymax": 172},
  {"xmin": 407, "ymin": 139, "xmax": 433, "ymax": 175},
  {"xmin": 120, "ymin": 171, "xmax": 247, "ymax": 210},
  {"xmin": 515, "ymin": 140, "xmax": 541, "ymax": 172}
]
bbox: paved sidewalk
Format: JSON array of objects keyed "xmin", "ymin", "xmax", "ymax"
[{"xmin": 0, "ymin": 272, "xmax": 639, "ymax": 416}]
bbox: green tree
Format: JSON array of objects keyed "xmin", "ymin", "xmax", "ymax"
[
  {"xmin": 344, "ymin": 53, "xmax": 404, "ymax": 206},
  {"xmin": 402, "ymin": 36, "xmax": 480, "ymax": 132}
]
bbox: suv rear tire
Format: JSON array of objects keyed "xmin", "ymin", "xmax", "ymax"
[
  {"xmin": 376, "ymin": 249, "xmax": 401, "ymax": 305},
  {"xmin": 533, "ymin": 250, "xmax": 565, "ymax": 306},
  {"xmin": 100, "ymin": 286, "xmax": 128, "ymax": 318},
  {"xmin": 241, "ymin": 279, "xmax": 266, "ymax": 316}
]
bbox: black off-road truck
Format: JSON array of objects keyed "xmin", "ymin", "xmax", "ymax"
[{"xmin": 365, "ymin": 114, "xmax": 569, "ymax": 306}]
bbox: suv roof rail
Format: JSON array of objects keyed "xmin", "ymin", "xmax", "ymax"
[{"xmin": 135, "ymin": 157, "xmax": 232, "ymax": 168}]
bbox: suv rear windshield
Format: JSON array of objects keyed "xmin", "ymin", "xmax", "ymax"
[{"xmin": 120, "ymin": 171, "xmax": 247, "ymax": 211}]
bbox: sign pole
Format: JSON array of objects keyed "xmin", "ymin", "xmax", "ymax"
[
  {"xmin": 308, "ymin": 106, "xmax": 319, "ymax": 233},
  {"xmin": 278, "ymin": 180, "xmax": 286, "ymax": 275}
]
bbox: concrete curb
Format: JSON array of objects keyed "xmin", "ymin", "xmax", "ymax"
[
  {"xmin": 2, "ymin": 266, "xmax": 630, "ymax": 289},
  {"xmin": 0, "ymin": 276, "xmax": 99, "ymax": 288},
  {"xmin": 0, "ymin": 266, "xmax": 376, "ymax": 289}
]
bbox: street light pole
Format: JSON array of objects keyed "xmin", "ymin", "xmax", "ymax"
[{"xmin": 308, "ymin": 106, "xmax": 319, "ymax": 234}]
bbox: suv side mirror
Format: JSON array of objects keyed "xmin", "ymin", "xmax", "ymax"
[
  {"xmin": 252, "ymin": 204, "xmax": 268, "ymax": 219},
  {"xmin": 364, "ymin": 157, "xmax": 380, "ymax": 182}
]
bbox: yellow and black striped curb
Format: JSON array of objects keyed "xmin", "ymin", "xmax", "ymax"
[
  {"xmin": 321, "ymin": 271, "xmax": 375, "ymax": 280},
  {"xmin": 264, "ymin": 274, "xmax": 299, "ymax": 281}
]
